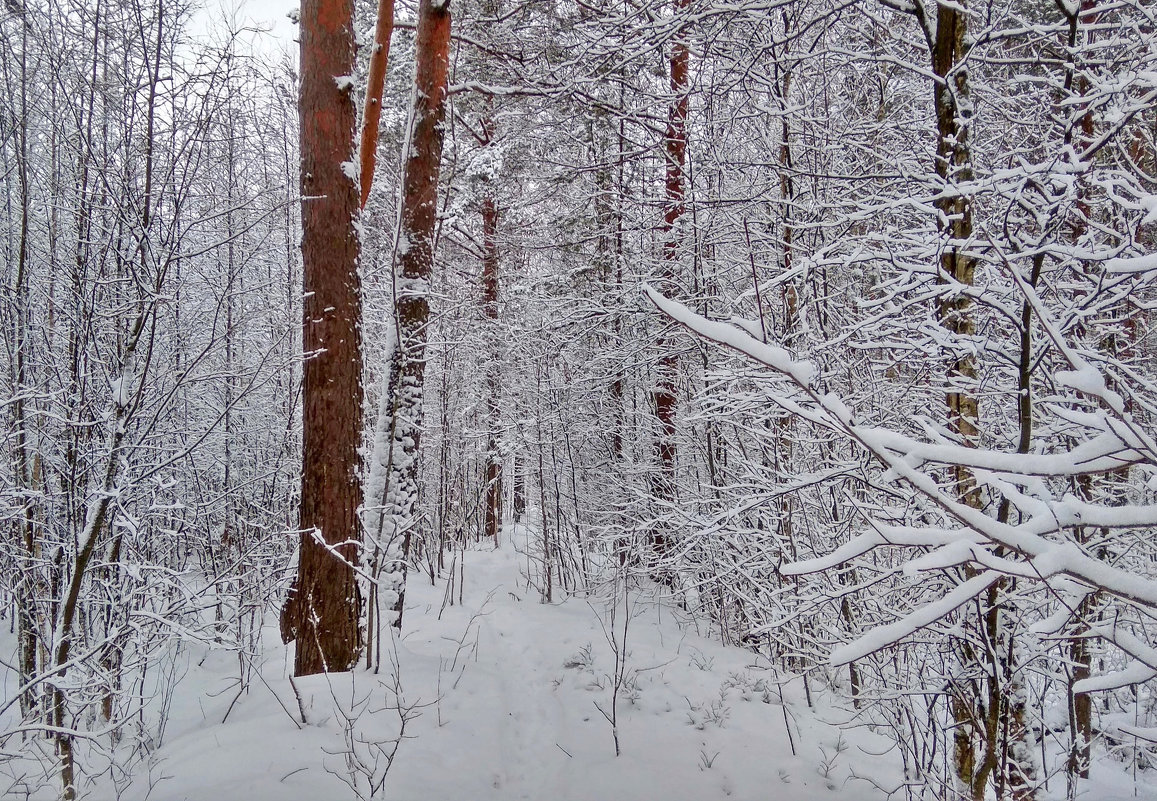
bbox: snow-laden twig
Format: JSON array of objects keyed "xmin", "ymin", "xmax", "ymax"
[{"xmin": 645, "ymin": 284, "xmax": 1157, "ymax": 677}]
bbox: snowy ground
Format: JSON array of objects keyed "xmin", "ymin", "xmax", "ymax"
[
  {"xmin": 120, "ymin": 526, "xmax": 900, "ymax": 801},
  {"xmin": 4, "ymin": 525, "xmax": 1157, "ymax": 800}
]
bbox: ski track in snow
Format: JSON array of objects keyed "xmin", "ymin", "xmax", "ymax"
[
  {"xmin": 483, "ymin": 601, "xmax": 559, "ymax": 797},
  {"xmin": 419, "ymin": 534, "xmax": 578, "ymax": 800}
]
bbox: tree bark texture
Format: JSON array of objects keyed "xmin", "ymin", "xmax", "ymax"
[
  {"xmin": 925, "ymin": 1, "xmax": 983, "ymax": 794},
  {"xmin": 917, "ymin": 3, "xmax": 1038, "ymax": 797},
  {"xmin": 377, "ymin": 0, "xmax": 452, "ymax": 630},
  {"xmin": 928, "ymin": 2, "xmax": 979, "ymax": 507},
  {"xmin": 651, "ymin": 0, "xmax": 690, "ymax": 554},
  {"xmin": 289, "ymin": 0, "xmax": 363, "ymax": 676},
  {"xmin": 481, "ymin": 190, "xmax": 504, "ymax": 548},
  {"xmin": 481, "ymin": 131, "xmax": 503, "ymax": 547},
  {"xmin": 359, "ymin": 0, "xmax": 395, "ymax": 208},
  {"xmin": 1059, "ymin": 5, "xmax": 1099, "ymax": 783}
]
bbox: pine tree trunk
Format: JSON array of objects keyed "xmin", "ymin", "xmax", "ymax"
[
  {"xmin": 288, "ymin": 0, "xmax": 363, "ymax": 676},
  {"xmin": 359, "ymin": 0, "xmax": 396, "ymax": 208},
  {"xmin": 369, "ymin": 0, "xmax": 452, "ymax": 632},
  {"xmin": 482, "ymin": 184, "xmax": 503, "ymax": 546},
  {"xmin": 651, "ymin": 0, "xmax": 690, "ymax": 557},
  {"xmin": 478, "ymin": 85, "xmax": 504, "ymax": 546}
]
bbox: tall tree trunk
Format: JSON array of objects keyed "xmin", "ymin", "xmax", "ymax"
[
  {"xmin": 479, "ymin": 54, "xmax": 503, "ymax": 546},
  {"xmin": 926, "ymin": 4, "xmax": 978, "ymax": 483},
  {"xmin": 365, "ymin": 0, "xmax": 452, "ymax": 637},
  {"xmin": 7, "ymin": 2, "xmax": 38, "ymax": 726},
  {"xmin": 359, "ymin": 0, "xmax": 396, "ymax": 208},
  {"xmin": 286, "ymin": 0, "xmax": 363, "ymax": 676},
  {"xmin": 512, "ymin": 453, "xmax": 526, "ymax": 523},
  {"xmin": 482, "ymin": 162, "xmax": 503, "ymax": 547},
  {"xmin": 651, "ymin": 0, "xmax": 690, "ymax": 556},
  {"xmin": 1058, "ymin": 3, "xmax": 1100, "ymax": 787},
  {"xmin": 911, "ymin": 2, "xmax": 1037, "ymax": 797},
  {"xmin": 916, "ymin": 2, "xmax": 985, "ymax": 796},
  {"xmin": 927, "ymin": 7, "xmax": 980, "ymax": 788}
]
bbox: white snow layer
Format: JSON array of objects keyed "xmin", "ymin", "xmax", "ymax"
[{"xmin": 13, "ymin": 528, "xmax": 903, "ymax": 801}]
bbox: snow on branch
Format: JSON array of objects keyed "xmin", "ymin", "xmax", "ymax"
[
  {"xmin": 645, "ymin": 283, "xmax": 1157, "ymax": 670},
  {"xmin": 831, "ymin": 571, "xmax": 1001, "ymax": 666}
]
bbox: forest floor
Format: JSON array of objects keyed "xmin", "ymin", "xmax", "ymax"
[{"xmin": 5, "ymin": 525, "xmax": 1157, "ymax": 800}]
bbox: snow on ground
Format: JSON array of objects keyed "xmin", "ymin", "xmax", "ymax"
[
  {"xmin": 107, "ymin": 525, "xmax": 897, "ymax": 801},
  {"xmin": 4, "ymin": 524, "xmax": 1156, "ymax": 799}
]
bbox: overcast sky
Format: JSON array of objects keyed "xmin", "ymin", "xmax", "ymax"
[{"xmin": 194, "ymin": 0, "xmax": 299, "ymax": 58}]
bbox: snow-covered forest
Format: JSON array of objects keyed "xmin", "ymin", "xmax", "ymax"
[{"xmin": 3, "ymin": 0, "xmax": 1157, "ymax": 798}]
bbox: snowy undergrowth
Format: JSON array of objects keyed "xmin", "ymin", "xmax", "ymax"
[{"xmin": 3, "ymin": 524, "xmax": 1155, "ymax": 800}]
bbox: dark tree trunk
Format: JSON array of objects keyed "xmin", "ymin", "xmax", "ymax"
[
  {"xmin": 512, "ymin": 453, "xmax": 526, "ymax": 523},
  {"xmin": 651, "ymin": 0, "xmax": 690, "ymax": 555},
  {"xmin": 288, "ymin": 0, "xmax": 363, "ymax": 676},
  {"xmin": 1059, "ymin": 5, "xmax": 1099, "ymax": 784},
  {"xmin": 479, "ymin": 0, "xmax": 504, "ymax": 547},
  {"xmin": 481, "ymin": 112, "xmax": 503, "ymax": 545},
  {"xmin": 913, "ymin": 3, "xmax": 1036, "ymax": 797}
]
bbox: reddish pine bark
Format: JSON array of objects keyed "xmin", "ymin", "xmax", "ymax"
[
  {"xmin": 651, "ymin": 0, "xmax": 690, "ymax": 552},
  {"xmin": 286, "ymin": 0, "xmax": 363, "ymax": 675},
  {"xmin": 482, "ymin": 192, "xmax": 503, "ymax": 545},
  {"xmin": 359, "ymin": 0, "xmax": 396, "ymax": 208},
  {"xmin": 481, "ymin": 107, "xmax": 502, "ymax": 546},
  {"xmin": 381, "ymin": 0, "xmax": 452, "ymax": 628}
]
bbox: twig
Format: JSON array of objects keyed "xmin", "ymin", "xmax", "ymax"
[
  {"xmin": 288, "ymin": 676, "xmax": 309, "ymax": 726},
  {"xmin": 254, "ymin": 668, "xmax": 303, "ymax": 730}
]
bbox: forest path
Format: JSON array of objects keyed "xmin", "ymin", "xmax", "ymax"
[
  {"xmin": 114, "ymin": 524, "xmax": 901, "ymax": 801},
  {"xmin": 475, "ymin": 581, "xmax": 571, "ymax": 797},
  {"xmin": 404, "ymin": 532, "xmax": 581, "ymax": 799},
  {"xmin": 382, "ymin": 524, "xmax": 897, "ymax": 801}
]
